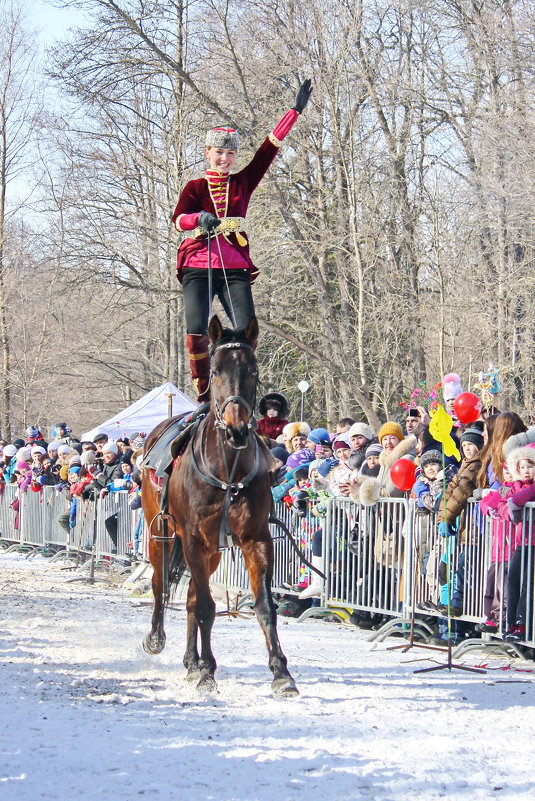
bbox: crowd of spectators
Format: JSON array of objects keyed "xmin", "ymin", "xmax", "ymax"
[
  {"xmin": 258, "ymin": 376, "xmax": 535, "ymax": 646},
  {"xmin": 0, "ymin": 424, "xmax": 146, "ymax": 558},
  {"xmin": 2, "ymin": 372, "xmax": 535, "ymax": 646}
]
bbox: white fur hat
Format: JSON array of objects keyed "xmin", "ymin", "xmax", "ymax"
[{"xmin": 506, "ymin": 444, "xmax": 535, "ymax": 481}]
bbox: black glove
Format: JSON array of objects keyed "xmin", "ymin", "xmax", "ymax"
[
  {"xmin": 199, "ymin": 212, "xmax": 221, "ymax": 232},
  {"xmin": 292, "ymin": 79, "xmax": 312, "ymax": 113}
]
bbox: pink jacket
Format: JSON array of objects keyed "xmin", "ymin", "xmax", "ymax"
[
  {"xmin": 494, "ymin": 480, "xmax": 535, "ymax": 547},
  {"xmin": 479, "ymin": 485, "xmax": 515, "ymax": 562}
]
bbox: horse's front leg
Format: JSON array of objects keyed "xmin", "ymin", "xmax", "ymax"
[
  {"xmin": 142, "ymin": 540, "xmax": 171, "ymax": 655},
  {"xmin": 241, "ymin": 536, "xmax": 299, "ymax": 698},
  {"xmin": 183, "ymin": 540, "xmax": 219, "ymax": 693},
  {"xmin": 183, "ymin": 577, "xmax": 200, "ymax": 680}
]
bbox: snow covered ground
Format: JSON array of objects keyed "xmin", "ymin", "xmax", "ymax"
[{"xmin": 1, "ymin": 552, "xmax": 535, "ymax": 801}]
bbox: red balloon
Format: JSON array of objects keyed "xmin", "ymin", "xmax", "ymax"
[
  {"xmin": 390, "ymin": 459, "xmax": 417, "ymax": 492},
  {"xmin": 453, "ymin": 392, "xmax": 482, "ymax": 424}
]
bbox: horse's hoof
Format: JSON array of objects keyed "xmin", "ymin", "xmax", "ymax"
[
  {"xmin": 142, "ymin": 633, "xmax": 166, "ymax": 655},
  {"xmin": 184, "ymin": 668, "xmax": 201, "ymax": 683},
  {"xmin": 272, "ymin": 677, "xmax": 299, "ymax": 698},
  {"xmin": 196, "ymin": 675, "xmax": 218, "ymax": 695}
]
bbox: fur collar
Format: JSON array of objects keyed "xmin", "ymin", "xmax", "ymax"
[{"xmin": 379, "ymin": 435, "xmax": 417, "ymax": 468}]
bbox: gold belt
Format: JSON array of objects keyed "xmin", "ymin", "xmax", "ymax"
[{"xmin": 188, "ymin": 216, "xmax": 248, "ymax": 247}]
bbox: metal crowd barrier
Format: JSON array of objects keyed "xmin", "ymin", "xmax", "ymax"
[{"xmin": 1, "ymin": 481, "xmax": 534, "ymax": 650}]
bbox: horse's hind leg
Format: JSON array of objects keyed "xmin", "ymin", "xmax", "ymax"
[
  {"xmin": 242, "ymin": 538, "xmax": 299, "ymax": 698},
  {"xmin": 142, "ymin": 541, "xmax": 169, "ymax": 655}
]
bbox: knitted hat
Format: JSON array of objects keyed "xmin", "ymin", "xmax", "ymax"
[
  {"xmin": 460, "ymin": 427, "xmax": 484, "ymax": 452},
  {"xmin": 16, "ymin": 461, "xmax": 31, "ymax": 470},
  {"xmin": 270, "ymin": 445, "xmax": 289, "ymax": 465},
  {"xmin": 332, "ymin": 433, "xmax": 352, "ymax": 451},
  {"xmin": 308, "ymin": 459, "xmax": 322, "ymax": 475},
  {"xmin": 365, "ymin": 442, "xmax": 383, "ymax": 458},
  {"xmin": 307, "ymin": 427, "xmax": 332, "ymax": 447},
  {"xmin": 286, "ymin": 448, "xmax": 315, "ymax": 470},
  {"xmin": 68, "ymin": 465, "xmax": 81, "ymax": 475},
  {"xmin": 57, "ymin": 444, "xmax": 72, "ymax": 456},
  {"xmin": 47, "ymin": 442, "xmax": 60, "ymax": 452},
  {"xmin": 102, "ymin": 441, "xmax": 118, "ymax": 454},
  {"xmin": 13, "ymin": 438, "xmax": 25, "ymax": 449},
  {"xmin": 132, "ymin": 435, "xmax": 146, "ymax": 450},
  {"xmin": 68, "ymin": 455, "xmax": 82, "ymax": 466},
  {"xmin": 3, "ymin": 444, "xmax": 16, "ymax": 457},
  {"xmin": 419, "ymin": 449, "xmax": 442, "ymax": 469},
  {"xmin": 205, "ymin": 127, "xmax": 240, "ymax": 150},
  {"xmin": 378, "ymin": 422, "xmax": 404, "ymax": 444},
  {"xmin": 443, "ymin": 373, "xmax": 463, "ymax": 402},
  {"xmin": 31, "ymin": 445, "xmax": 46, "ymax": 455},
  {"xmin": 80, "ymin": 450, "xmax": 96, "ymax": 466},
  {"xmin": 16, "ymin": 447, "xmax": 32, "ymax": 462},
  {"xmin": 26, "ymin": 425, "xmax": 39, "ymax": 438},
  {"xmin": 348, "ymin": 422, "xmax": 374, "ymax": 442}
]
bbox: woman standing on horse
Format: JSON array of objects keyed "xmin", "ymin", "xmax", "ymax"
[{"xmin": 172, "ymin": 80, "xmax": 312, "ymax": 402}]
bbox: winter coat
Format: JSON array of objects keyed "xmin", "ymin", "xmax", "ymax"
[
  {"xmin": 357, "ymin": 435, "xmax": 418, "ymax": 506},
  {"xmin": 436, "ymin": 453, "xmax": 482, "ymax": 525},
  {"xmin": 494, "ymin": 481, "xmax": 535, "ymax": 547},
  {"xmin": 93, "ymin": 458, "xmax": 124, "ymax": 489},
  {"xmin": 413, "ymin": 464, "xmax": 458, "ymax": 514},
  {"xmin": 256, "ymin": 416, "xmax": 288, "ymax": 440},
  {"xmin": 479, "ymin": 484, "xmax": 515, "ymax": 562}
]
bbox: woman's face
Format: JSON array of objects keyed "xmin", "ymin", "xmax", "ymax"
[
  {"xmin": 350, "ymin": 434, "xmax": 369, "ymax": 450},
  {"xmin": 335, "ymin": 446, "xmax": 351, "ymax": 463},
  {"xmin": 205, "ymin": 146, "xmax": 237, "ymax": 173},
  {"xmin": 382, "ymin": 434, "xmax": 400, "ymax": 452}
]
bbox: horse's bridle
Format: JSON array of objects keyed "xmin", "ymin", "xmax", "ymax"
[{"xmin": 210, "ymin": 340, "xmax": 258, "ymax": 431}]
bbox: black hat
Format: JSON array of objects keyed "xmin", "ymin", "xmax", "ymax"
[
  {"xmin": 419, "ymin": 449, "xmax": 442, "ymax": 470},
  {"xmin": 259, "ymin": 391, "xmax": 289, "ymax": 419},
  {"xmin": 270, "ymin": 446, "xmax": 289, "ymax": 465},
  {"xmin": 460, "ymin": 427, "xmax": 484, "ymax": 452},
  {"xmin": 406, "ymin": 408, "xmax": 421, "ymax": 418}
]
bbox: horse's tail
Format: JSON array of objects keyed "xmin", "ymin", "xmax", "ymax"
[{"xmin": 167, "ymin": 535, "xmax": 188, "ymax": 604}]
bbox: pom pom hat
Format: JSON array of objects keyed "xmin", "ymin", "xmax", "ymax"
[
  {"xmin": 205, "ymin": 127, "xmax": 240, "ymax": 151},
  {"xmin": 443, "ymin": 373, "xmax": 463, "ymax": 402}
]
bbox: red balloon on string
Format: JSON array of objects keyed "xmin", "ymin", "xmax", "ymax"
[
  {"xmin": 453, "ymin": 392, "xmax": 482, "ymax": 424},
  {"xmin": 390, "ymin": 459, "xmax": 417, "ymax": 492}
]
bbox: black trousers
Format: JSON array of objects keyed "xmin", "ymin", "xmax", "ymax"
[{"xmin": 182, "ymin": 268, "xmax": 255, "ymax": 335}]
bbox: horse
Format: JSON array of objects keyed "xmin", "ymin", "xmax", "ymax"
[{"xmin": 141, "ymin": 314, "xmax": 298, "ymax": 697}]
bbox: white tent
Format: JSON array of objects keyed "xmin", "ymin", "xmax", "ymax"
[{"xmin": 82, "ymin": 382, "xmax": 197, "ymax": 441}]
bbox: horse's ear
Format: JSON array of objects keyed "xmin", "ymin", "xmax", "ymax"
[
  {"xmin": 208, "ymin": 315, "xmax": 224, "ymax": 345},
  {"xmin": 244, "ymin": 315, "xmax": 259, "ymax": 350}
]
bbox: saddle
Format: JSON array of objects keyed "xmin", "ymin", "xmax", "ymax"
[{"xmin": 142, "ymin": 403, "xmax": 210, "ymax": 479}]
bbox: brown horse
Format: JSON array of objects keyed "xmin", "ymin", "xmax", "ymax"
[{"xmin": 141, "ymin": 315, "xmax": 298, "ymax": 697}]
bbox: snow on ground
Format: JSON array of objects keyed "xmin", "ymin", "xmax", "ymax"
[{"xmin": 1, "ymin": 552, "xmax": 535, "ymax": 801}]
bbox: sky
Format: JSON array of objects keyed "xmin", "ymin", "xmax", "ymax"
[{"xmin": 29, "ymin": 0, "xmax": 87, "ymax": 48}]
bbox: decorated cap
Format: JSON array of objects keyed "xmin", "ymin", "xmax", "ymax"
[
  {"xmin": 419, "ymin": 449, "xmax": 442, "ymax": 469},
  {"xmin": 26, "ymin": 425, "xmax": 40, "ymax": 438},
  {"xmin": 205, "ymin": 127, "xmax": 240, "ymax": 150}
]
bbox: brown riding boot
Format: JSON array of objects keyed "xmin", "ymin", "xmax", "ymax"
[{"xmin": 185, "ymin": 334, "xmax": 211, "ymax": 403}]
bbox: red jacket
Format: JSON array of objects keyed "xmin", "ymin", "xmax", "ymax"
[{"xmin": 256, "ymin": 416, "xmax": 288, "ymax": 440}]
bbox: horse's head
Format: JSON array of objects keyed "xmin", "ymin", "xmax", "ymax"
[{"xmin": 208, "ymin": 315, "xmax": 259, "ymax": 449}]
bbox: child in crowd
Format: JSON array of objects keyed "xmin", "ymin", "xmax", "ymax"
[
  {"xmin": 256, "ymin": 391, "xmax": 289, "ymax": 440},
  {"xmin": 494, "ymin": 446, "xmax": 535, "ymax": 641},
  {"xmin": 478, "ymin": 461, "xmax": 515, "ymax": 632},
  {"xmin": 436, "ymin": 426, "xmax": 484, "ymax": 616}
]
